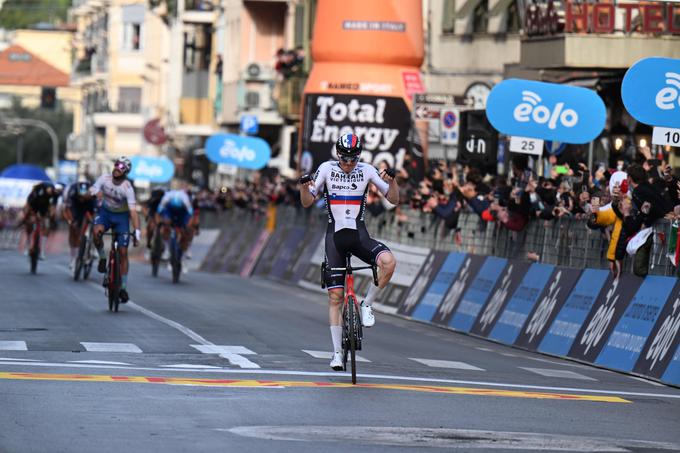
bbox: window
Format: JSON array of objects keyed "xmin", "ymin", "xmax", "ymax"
[
  {"xmin": 442, "ymin": 0, "xmax": 456, "ymax": 34},
  {"xmin": 505, "ymin": 0, "xmax": 520, "ymax": 33},
  {"xmin": 472, "ymin": 0, "xmax": 489, "ymax": 33},
  {"xmin": 123, "ymin": 22, "xmax": 142, "ymax": 51},
  {"xmin": 118, "ymin": 87, "xmax": 142, "ymax": 113}
]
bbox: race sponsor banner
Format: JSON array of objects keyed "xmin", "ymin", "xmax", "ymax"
[
  {"xmin": 634, "ymin": 281, "xmax": 680, "ymax": 379},
  {"xmin": 239, "ymin": 230, "xmax": 271, "ymax": 277},
  {"xmin": 222, "ymin": 225, "xmax": 266, "ymax": 274},
  {"xmin": 287, "ymin": 228, "xmax": 325, "ymax": 283},
  {"xmin": 661, "ymin": 343, "xmax": 680, "ymax": 385},
  {"xmin": 397, "ymin": 250, "xmax": 448, "ymax": 316},
  {"xmin": 470, "ymin": 260, "xmax": 530, "ymax": 337},
  {"xmin": 448, "ymin": 257, "xmax": 508, "ymax": 333},
  {"xmin": 488, "ymin": 263, "xmax": 556, "ymax": 345},
  {"xmin": 410, "ymin": 252, "xmax": 467, "ymax": 322},
  {"xmin": 269, "ymin": 226, "xmax": 308, "ymax": 279},
  {"xmin": 538, "ymin": 269, "xmax": 609, "ymax": 356},
  {"xmin": 200, "ymin": 222, "xmax": 242, "ymax": 272},
  {"xmin": 432, "ymin": 254, "xmax": 486, "ymax": 326},
  {"xmin": 596, "ymin": 276, "xmax": 677, "ymax": 372},
  {"xmin": 514, "ymin": 268, "xmax": 582, "ymax": 351},
  {"xmin": 568, "ymin": 275, "xmax": 643, "ymax": 363},
  {"xmin": 253, "ymin": 227, "xmax": 290, "ymax": 276}
]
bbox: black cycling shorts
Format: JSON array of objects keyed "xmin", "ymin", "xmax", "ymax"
[{"xmin": 324, "ymin": 225, "xmax": 390, "ymax": 290}]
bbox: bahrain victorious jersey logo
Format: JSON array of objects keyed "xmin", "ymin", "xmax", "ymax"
[
  {"xmin": 524, "ymin": 270, "xmax": 562, "ymax": 343},
  {"xmin": 478, "ymin": 264, "xmax": 513, "ymax": 333}
]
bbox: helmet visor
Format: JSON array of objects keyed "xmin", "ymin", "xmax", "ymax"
[{"xmin": 339, "ymin": 155, "xmax": 360, "ymax": 164}]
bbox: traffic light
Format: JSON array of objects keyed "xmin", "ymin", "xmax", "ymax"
[{"xmin": 40, "ymin": 87, "xmax": 56, "ymax": 109}]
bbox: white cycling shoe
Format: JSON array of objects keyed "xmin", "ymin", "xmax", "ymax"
[
  {"xmin": 330, "ymin": 351, "xmax": 343, "ymax": 371},
  {"xmin": 361, "ymin": 302, "xmax": 375, "ymax": 327}
]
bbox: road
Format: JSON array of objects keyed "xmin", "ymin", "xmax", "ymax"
[{"xmin": 1, "ymin": 250, "xmax": 680, "ymax": 452}]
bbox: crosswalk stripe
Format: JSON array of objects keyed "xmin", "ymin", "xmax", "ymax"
[
  {"xmin": 520, "ymin": 367, "xmax": 597, "ymax": 381},
  {"xmin": 191, "ymin": 345, "xmax": 260, "ymax": 369},
  {"xmin": 302, "ymin": 350, "xmax": 371, "ymax": 363},
  {"xmin": 80, "ymin": 342, "xmax": 143, "ymax": 353},
  {"xmin": 0, "ymin": 341, "xmax": 27, "ymax": 351},
  {"xmin": 409, "ymin": 358, "xmax": 485, "ymax": 371},
  {"xmin": 162, "ymin": 364, "xmax": 222, "ymax": 369}
]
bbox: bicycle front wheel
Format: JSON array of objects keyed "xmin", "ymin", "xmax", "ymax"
[
  {"xmin": 29, "ymin": 232, "xmax": 39, "ymax": 274},
  {"xmin": 347, "ymin": 296, "xmax": 358, "ymax": 385},
  {"xmin": 73, "ymin": 236, "xmax": 86, "ymax": 281}
]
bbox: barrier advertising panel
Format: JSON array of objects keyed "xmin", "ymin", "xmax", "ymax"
[
  {"xmin": 253, "ymin": 227, "xmax": 290, "ymax": 276},
  {"xmin": 596, "ymin": 276, "xmax": 677, "ymax": 372},
  {"xmin": 269, "ymin": 226, "xmax": 308, "ymax": 279},
  {"xmin": 471, "ymin": 261, "xmax": 531, "ymax": 337},
  {"xmin": 287, "ymin": 228, "xmax": 325, "ymax": 283},
  {"xmin": 514, "ymin": 268, "xmax": 582, "ymax": 350},
  {"xmin": 432, "ymin": 254, "xmax": 486, "ymax": 326},
  {"xmin": 538, "ymin": 269, "xmax": 609, "ymax": 356},
  {"xmin": 568, "ymin": 275, "xmax": 643, "ymax": 363},
  {"xmin": 488, "ymin": 263, "xmax": 555, "ymax": 344},
  {"xmin": 397, "ymin": 251, "xmax": 448, "ymax": 316},
  {"xmin": 634, "ymin": 282, "xmax": 680, "ymax": 380},
  {"xmin": 449, "ymin": 257, "xmax": 508, "ymax": 333},
  {"xmin": 411, "ymin": 252, "xmax": 467, "ymax": 322},
  {"xmin": 662, "ymin": 344, "xmax": 680, "ymax": 385}
]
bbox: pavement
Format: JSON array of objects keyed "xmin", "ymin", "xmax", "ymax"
[{"xmin": 1, "ymin": 250, "xmax": 680, "ymax": 452}]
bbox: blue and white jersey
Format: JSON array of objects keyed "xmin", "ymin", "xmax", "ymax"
[
  {"xmin": 158, "ymin": 190, "xmax": 194, "ymax": 216},
  {"xmin": 309, "ymin": 161, "xmax": 389, "ymax": 232}
]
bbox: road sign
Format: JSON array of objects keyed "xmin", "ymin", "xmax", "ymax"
[
  {"xmin": 440, "ymin": 107, "xmax": 460, "ymax": 145},
  {"xmin": 545, "ymin": 140, "xmax": 566, "ymax": 155},
  {"xmin": 240, "ymin": 115, "xmax": 259, "ymax": 135}
]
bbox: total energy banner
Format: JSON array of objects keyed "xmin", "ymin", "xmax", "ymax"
[{"xmin": 300, "ymin": 0, "xmax": 425, "ymax": 175}]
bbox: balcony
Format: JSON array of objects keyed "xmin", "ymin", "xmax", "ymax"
[
  {"xmin": 182, "ymin": 0, "xmax": 217, "ymax": 23},
  {"xmin": 92, "ymin": 101, "xmax": 144, "ymax": 128},
  {"xmin": 277, "ymin": 76, "xmax": 306, "ymax": 120}
]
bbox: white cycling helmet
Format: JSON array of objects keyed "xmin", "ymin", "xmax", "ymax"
[{"xmin": 114, "ymin": 156, "xmax": 132, "ymax": 175}]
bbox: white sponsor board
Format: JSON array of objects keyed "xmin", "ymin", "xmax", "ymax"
[{"xmin": 509, "ymin": 136, "xmax": 544, "ymax": 156}]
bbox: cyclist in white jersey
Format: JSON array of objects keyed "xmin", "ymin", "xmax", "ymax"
[
  {"xmin": 300, "ymin": 133, "xmax": 399, "ymax": 370},
  {"xmin": 90, "ymin": 156, "xmax": 141, "ymax": 303}
]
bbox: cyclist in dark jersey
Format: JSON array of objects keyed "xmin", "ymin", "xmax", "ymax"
[
  {"xmin": 300, "ymin": 133, "xmax": 399, "ymax": 370},
  {"xmin": 22, "ymin": 182, "xmax": 56, "ymax": 259},
  {"xmin": 64, "ymin": 181, "xmax": 96, "ymax": 269},
  {"xmin": 144, "ymin": 188, "xmax": 165, "ymax": 248}
]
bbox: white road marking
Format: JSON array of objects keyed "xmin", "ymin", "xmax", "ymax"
[
  {"xmin": 302, "ymin": 350, "xmax": 371, "ymax": 363},
  {"xmin": 629, "ymin": 375, "xmax": 665, "ymax": 387},
  {"xmin": 500, "ymin": 353, "xmax": 518, "ymax": 358},
  {"xmin": 0, "ymin": 341, "xmax": 27, "ymax": 351},
  {"xmin": 409, "ymin": 358, "xmax": 485, "ymax": 371},
  {"xmin": 520, "ymin": 367, "xmax": 597, "ymax": 381},
  {"xmin": 162, "ymin": 364, "xmax": 222, "ymax": 369},
  {"xmin": 475, "ymin": 347, "xmax": 493, "ymax": 352},
  {"xmin": 1, "ymin": 359, "xmax": 678, "ymax": 400},
  {"xmin": 191, "ymin": 345, "xmax": 260, "ymax": 369},
  {"xmin": 80, "ymin": 342, "xmax": 143, "ymax": 353},
  {"xmin": 69, "ymin": 360, "xmax": 131, "ymax": 365},
  {"xmin": 0, "ymin": 357, "xmax": 38, "ymax": 361}
]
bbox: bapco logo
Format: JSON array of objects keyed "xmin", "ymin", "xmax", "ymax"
[
  {"xmin": 438, "ymin": 257, "xmax": 472, "ymax": 318},
  {"xmin": 645, "ymin": 298, "xmax": 680, "ymax": 370},
  {"xmin": 656, "ymin": 72, "xmax": 680, "ymax": 110},
  {"xmin": 479, "ymin": 265, "xmax": 513, "ymax": 332},
  {"xmin": 513, "ymin": 91, "xmax": 578, "ymax": 130},
  {"xmin": 524, "ymin": 271, "xmax": 562, "ymax": 343},
  {"xmin": 580, "ymin": 278, "xmax": 620, "ymax": 355}
]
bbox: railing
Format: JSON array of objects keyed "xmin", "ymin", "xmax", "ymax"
[
  {"xmin": 277, "ymin": 75, "xmax": 305, "ymax": 119},
  {"xmin": 202, "ymin": 204, "xmax": 680, "ymax": 277}
]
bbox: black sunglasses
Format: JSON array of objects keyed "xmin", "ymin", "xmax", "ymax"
[{"xmin": 339, "ymin": 156, "xmax": 359, "ymax": 164}]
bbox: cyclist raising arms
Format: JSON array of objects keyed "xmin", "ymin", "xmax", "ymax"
[
  {"xmin": 300, "ymin": 133, "xmax": 399, "ymax": 370},
  {"xmin": 91, "ymin": 157, "xmax": 141, "ymax": 303},
  {"xmin": 64, "ymin": 181, "xmax": 96, "ymax": 269}
]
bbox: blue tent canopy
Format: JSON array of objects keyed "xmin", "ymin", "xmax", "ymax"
[{"xmin": 0, "ymin": 164, "xmax": 51, "ymax": 182}]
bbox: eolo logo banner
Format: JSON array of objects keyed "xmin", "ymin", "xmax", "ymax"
[
  {"xmin": 486, "ymin": 79, "xmax": 606, "ymax": 144},
  {"xmin": 622, "ymin": 57, "xmax": 680, "ymax": 129}
]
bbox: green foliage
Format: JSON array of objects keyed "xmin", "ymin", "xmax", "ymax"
[
  {"xmin": 0, "ymin": 100, "xmax": 73, "ymax": 171},
  {"xmin": 0, "ymin": 0, "xmax": 71, "ymax": 29}
]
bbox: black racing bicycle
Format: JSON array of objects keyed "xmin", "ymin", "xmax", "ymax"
[
  {"xmin": 102, "ymin": 231, "xmax": 136, "ymax": 312},
  {"xmin": 73, "ymin": 212, "xmax": 95, "ymax": 281},
  {"xmin": 323, "ymin": 254, "xmax": 379, "ymax": 385}
]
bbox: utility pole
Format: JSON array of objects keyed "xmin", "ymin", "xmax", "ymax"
[{"xmin": 0, "ymin": 118, "xmax": 59, "ymax": 172}]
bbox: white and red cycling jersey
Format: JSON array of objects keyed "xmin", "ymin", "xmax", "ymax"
[{"xmin": 309, "ymin": 161, "xmax": 390, "ymax": 232}]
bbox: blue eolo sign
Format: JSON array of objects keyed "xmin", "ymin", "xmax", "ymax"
[
  {"xmin": 622, "ymin": 57, "xmax": 680, "ymax": 128},
  {"xmin": 206, "ymin": 133, "xmax": 271, "ymax": 170},
  {"xmin": 486, "ymin": 79, "xmax": 606, "ymax": 144},
  {"xmin": 129, "ymin": 156, "xmax": 174, "ymax": 183}
]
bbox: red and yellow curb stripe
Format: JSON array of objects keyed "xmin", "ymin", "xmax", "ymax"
[{"xmin": 0, "ymin": 371, "xmax": 630, "ymax": 403}]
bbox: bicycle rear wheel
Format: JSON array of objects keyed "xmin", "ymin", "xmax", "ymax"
[
  {"xmin": 170, "ymin": 233, "xmax": 181, "ymax": 283},
  {"xmin": 73, "ymin": 235, "xmax": 86, "ymax": 281},
  {"xmin": 150, "ymin": 229, "xmax": 162, "ymax": 277},
  {"xmin": 82, "ymin": 237, "xmax": 94, "ymax": 280},
  {"xmin": 347, "ymin": 296, "xmax": 358, "ymax": 384},
  {"xmin": 107, "ymin": 250, "xmax": 120, "ymax": 312},
  {"xmin": 29, "ymin": 232, "xmax": 39, "ymax": 274}
]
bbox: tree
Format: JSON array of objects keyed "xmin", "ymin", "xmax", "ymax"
[{"xmin": 0, "ymin": 0, "xmax": 71, "ymax": 29}]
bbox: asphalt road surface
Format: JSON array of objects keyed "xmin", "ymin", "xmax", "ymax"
[{"xmin": 1, "ymin": 250, "xmax": 680, "ymax": 453}]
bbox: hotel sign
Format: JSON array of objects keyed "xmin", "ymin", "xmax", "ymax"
[{"xmin": 525, "ymin": 1, "xmax": 680, "ymax": 37}]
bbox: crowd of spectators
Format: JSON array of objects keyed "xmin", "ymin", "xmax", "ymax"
[{"xmin": 274, "ymin": 47, "xmax": 305, "ymax": 79}]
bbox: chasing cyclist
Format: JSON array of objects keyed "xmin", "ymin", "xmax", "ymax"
[
  {"xmin": 144, "ymin": 187, "xmax": 165, "ymax": 249},
  {"xmin": 21, "ymin": 182, "xmax": 56, "ymax": 259},
  {"xmin": 90, "ymin": 157, "xmax": 140, "ymax": 303},
  {"xmin": 299, "ymin": 133, "xmax": 399, "ymax": 370},
  {"xmin": 64, "ymin": 181, "xmax": 96, "ymax": 270},
  {"xmin": 156, "ymin": 189, "xmax": 194, "ymax": 262}
]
